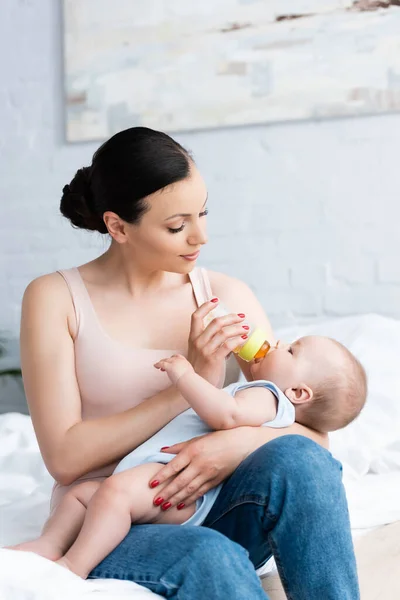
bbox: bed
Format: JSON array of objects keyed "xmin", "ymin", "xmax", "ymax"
[{"xmin": 1, "ymin": 314, "xmax": 400, "ymax": 599}]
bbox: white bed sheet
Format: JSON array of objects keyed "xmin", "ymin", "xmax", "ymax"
[
  {"xmin": 1, "ymin": 314, "xmax": 400, "ymax": 599},
  {"xmin": 0, "ymin": 413, "xmax": 164, "ymax": 600}
]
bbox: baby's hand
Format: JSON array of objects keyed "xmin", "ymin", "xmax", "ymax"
[{"xmin": 154, "ymin": 354, "xmax": 194, "ymax": 385}]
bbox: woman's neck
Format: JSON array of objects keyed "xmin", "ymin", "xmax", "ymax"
[{"xmin": 93, "ymin": 244, "xmax": 182, "ymax": 299}]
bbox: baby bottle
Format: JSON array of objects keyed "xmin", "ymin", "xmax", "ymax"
[{"xmin": 203, "ymin": 302, "xmax": 271, "ymax": 362}]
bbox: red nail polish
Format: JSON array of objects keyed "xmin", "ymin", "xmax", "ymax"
[
  {"xmin": 160, "ymin": 446, "xmax": 170, "ymax": 451},
  {"xmin": 241, "ymin": 335, "xmax": 248, "ymax": 339},
  {"xmin": 161, "ymin": 502, "xmax": 172, "ymax": 511},
  {"xmin": 211, "ymin": 297, "xmax": 219, "ymax": 303},
  {"xmin": 238, "ymin": 313, "xmax": 245, "ymax": 318},
  {"xmin": 242, "ymin": 325, "xmax": 250, "ymax": 330},
  {"xmin": 154, "ymin": 497, "xmax": 164, "ymax": 506},
  {"xmin": 150, "ymin": 480, "xmax": 159, "ymax": 488},
  {"xmin": 177, "ymin": 502, "xmax": 186, "ymax": 510}
]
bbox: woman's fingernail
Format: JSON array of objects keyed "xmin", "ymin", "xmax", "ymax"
[
  {"xmin": 241, "ymin": 335, "xmax": 248, "ymax": 339},
  {"xmin": 211, "ymin": 297, "xmax": 219, "ymax": 303},
  {"xmin": 160, "ymin": 446, "xmax": 170, "ymax": 451},
  {"xmin": 238, "ymin": 313, "xmax": 245, "ymax": 318},
  {"xmin": 177, "ymin": 502, "xmax": 186, "ymax": 510},
  {"xmin": 150, "ymin": 480, "xmax": 160, "ymax": 488},
  {"xmin": 242, "ymin": 325, "xmax": 250, "ymax": 330},
  {"xmin": 154, "ymin": 497, "xmax": 164, "ymax": 506},
  {"xmin": 161, "ymin": 502, "xmax": 172, "ymax": 511}
]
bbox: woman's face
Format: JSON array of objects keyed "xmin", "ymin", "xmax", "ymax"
[{"xmin": 125, "ymin": 165, "xmax": 209, "ymax": 274}]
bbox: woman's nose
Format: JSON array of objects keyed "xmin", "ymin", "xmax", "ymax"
[{"xmin": 188, "ymin": 225, "xmax": 208, "ymax": 246}]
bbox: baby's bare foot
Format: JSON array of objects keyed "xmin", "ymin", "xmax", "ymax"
[{"xmin": 6, "ymin": 539, "xmax": 64, "ymax": 561}]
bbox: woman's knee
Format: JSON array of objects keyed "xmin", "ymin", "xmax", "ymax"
[
  {"xmin": 247, "ymin": 435, "xmax": 343, "ymax": 498},
  {"xmin": 234, "ymin": 436, "xmax": 347, "ymax": 526}
]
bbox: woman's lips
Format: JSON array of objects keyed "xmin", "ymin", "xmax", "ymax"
[{"xmin": 180, "ymin": 251, "xmax": 200, "ymax": 261}]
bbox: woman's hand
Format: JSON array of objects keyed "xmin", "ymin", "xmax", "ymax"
[
  {"xmin": 149, "ymin": 428, "xmax": 255, "ymax": 509},
  {"xmin": 187, "ymin": 299, "xmax": 247, "ymax": 387}
]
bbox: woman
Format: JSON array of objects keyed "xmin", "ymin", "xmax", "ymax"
[{"xmin": 20, "ymin": 127, "xmax": 359, "ymax": 599}]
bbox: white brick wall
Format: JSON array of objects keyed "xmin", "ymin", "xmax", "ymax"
[{"xmin": 1, "ymin": 0, "xmax": 400, "ymax": 336}]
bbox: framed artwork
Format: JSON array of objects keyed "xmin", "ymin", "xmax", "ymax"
[{"xmin": 63, "ymin": 0, "xmax": 400, "ymax": 141}]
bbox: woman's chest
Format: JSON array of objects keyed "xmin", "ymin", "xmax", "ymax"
[
  {"xmin": 79, "ymin": 282, "xmax": 197, "ymax": 350},
  {"xmin": 75, "ymin": 337, "xmax": 186, "ymax": 419}
]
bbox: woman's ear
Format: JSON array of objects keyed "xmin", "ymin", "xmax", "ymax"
[
  {"xmin": 284, "ymin": 384, "xmax": 313, "ymax": 405},
  {"xmin": 103, "ymin": 211, "xmax": 129, "ymax": 243}
]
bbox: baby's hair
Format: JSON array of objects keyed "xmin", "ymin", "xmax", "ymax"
[{"xmin": 299, "ymin": 339, "xmax": 367, "ymax": 433}]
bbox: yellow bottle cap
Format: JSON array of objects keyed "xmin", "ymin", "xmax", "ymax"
[{"xmin": 238, "ymin": 328, "xmax": 269, "ymax": 362}]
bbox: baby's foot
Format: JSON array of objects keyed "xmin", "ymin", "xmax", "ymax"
[{"xmin": 6, "ymin": 539, "xmax": 64, "ymax": 561}]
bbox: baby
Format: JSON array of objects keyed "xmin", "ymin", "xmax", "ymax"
[{"xmin": 10, "ymin": 335, "xmax": 367, "ymax": 578}]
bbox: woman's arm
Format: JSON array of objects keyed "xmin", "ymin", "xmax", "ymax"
[
  {"xmin": 208, "ymin": 271, "xmax": 276, "ymax": 381},
  {"xmin": 149, "ymin": 424, "xmax": 329, "ymax": 509},
  {"xmin": 21, "ymin": 275, "xmax": 188, "ymax": 486}
]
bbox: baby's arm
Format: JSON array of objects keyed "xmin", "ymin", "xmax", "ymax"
[{"xmin": 154, "ymin": 355, "xmax": 277, "ymax": 429}]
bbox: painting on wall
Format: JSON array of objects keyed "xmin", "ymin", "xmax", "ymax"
[{"xmin": 63, "ymin": 0, "xmax": 400, "ymax": 142}]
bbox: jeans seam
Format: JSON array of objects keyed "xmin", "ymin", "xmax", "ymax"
[
  {"xmin": 89, "ymin": 569, "xmax": 168, "ymax": 587},
  {"xmin": 268, "ymin": 532, "xmax": 294, "ymax": 600},
  {"xmin": 204, "ymin": 494, "xmax": 278, "ymax": 529}
]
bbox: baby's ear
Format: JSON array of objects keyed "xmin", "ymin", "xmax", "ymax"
[{"xmin": 284, "ymin": 384, "xmax": 313, "ymax": 405}]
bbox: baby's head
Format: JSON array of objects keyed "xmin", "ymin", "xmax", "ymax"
[{"xmin": 250, "ymin": 335, "xmax": 367, "ymax": 432}]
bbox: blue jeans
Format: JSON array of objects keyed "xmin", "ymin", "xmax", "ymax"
[{"xmin": 89, "ymin": 435, "xmax": 360, "ymax": 599}]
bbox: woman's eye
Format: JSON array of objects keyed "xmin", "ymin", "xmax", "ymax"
[
  {"xmin": 288, "ymin": 347, "xmax": 293, "ymax": 355},
  {"xmin": 168, "ymin": 209, "xmax": 208, "ymax": 234},
  {"xmin": 168, "ymin": 224, "xmax": 185, "ymax": 234}
]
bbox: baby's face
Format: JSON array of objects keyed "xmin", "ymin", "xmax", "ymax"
[{"xmin": 250, "ymin": 336, "xmax": 336, "ymax": 391}]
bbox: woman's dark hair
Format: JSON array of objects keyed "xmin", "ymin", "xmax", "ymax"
[{"xmin": 60, "ymin": 127, "xmax": 192, "ymax": 234}]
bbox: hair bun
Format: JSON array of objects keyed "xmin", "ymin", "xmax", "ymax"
[{"xmin": 60, "ymin": 167, "xmax": 107, "ymax": 233}]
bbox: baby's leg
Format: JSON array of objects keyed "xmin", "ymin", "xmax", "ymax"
[
  {"xmin": 58, "ymin": 463, "xmax": 196, "ymax": 578},
  {"xmin": 7, "ymin": 481, "xmax": 100, "ymax": 560}
]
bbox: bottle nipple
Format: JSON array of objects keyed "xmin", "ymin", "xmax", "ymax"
[{"xmin": 253, "ymin": 341, "xmax": 271, "ymax": 360}]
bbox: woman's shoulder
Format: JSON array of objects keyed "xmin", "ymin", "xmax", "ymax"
[
  {"xmin": 22, "ymin": 271, "xmax": 76, "ymax": 336},
  {"xmin": 24, "ymin": 270, "xmax": 70, "ymax": 301},
  {"xmin": 207, "ymin": 269, "xmax": 253, "ymax": 299},
  {"xmin": 206, "ymin": 269, "xmax": 274, "ymax": 338}
]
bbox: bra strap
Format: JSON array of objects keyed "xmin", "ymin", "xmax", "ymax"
[{"xmin": 189, "ymin": 267, "xmax": 213, "ymax": 307}]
